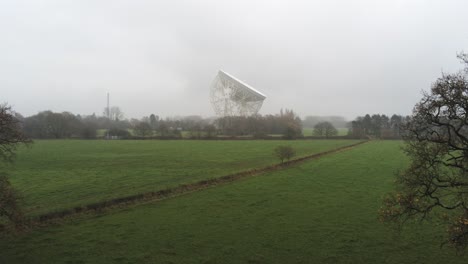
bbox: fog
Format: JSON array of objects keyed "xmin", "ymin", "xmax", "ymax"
[{"xmin": 1, "ymin": 0, "xmax": 468, "ymax": 119}]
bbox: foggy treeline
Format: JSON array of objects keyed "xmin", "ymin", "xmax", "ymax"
[
  {"xmin": 216, "ymin": 109, "xmax": 302, "ymax": 138},
  {"xmin": 14, "ymin": 108, "xmax": 406, "ymax": 140},
  {"xmin": 15, "ymin": 108, "xmax": 303, "ymax": 139},
  {"xmin": 303, "ymin": 116, "xmax": 348, "ymax": 128},
  {"xmin": 348, "ymin": 114, "xmax": 408, "ymax": 139}
]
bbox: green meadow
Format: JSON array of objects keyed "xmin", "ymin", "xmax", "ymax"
[
  {"xmin": 3, "ymin": 140, "xmax": 358, "ymax": 216},
  {"xmin": 1, "ymin": 140, "xmax": 466, "ymax": 263}
]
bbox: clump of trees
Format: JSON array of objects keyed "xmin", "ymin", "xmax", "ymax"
[
  {"xmin": 103, "ymin": 106, "xmax": 124, "ymax": 121},
  {"xmin": 273, "ymin": 145, "xmax": 296, "ymax": 163},
  {"xmin": 313, "ymin": 121, "xmax": 338, "ymax": 138},
  {"xmin": 303, "ymin": 116, "xmax": 347, "ymax": 128},
  {"xmin": 22, "ymin": 111, "xmax": 108, "ymax": 139},
  {"xmin": 0, "ymin": 104, "xmax": 31, "ymax": 228},
  {"xmin": 216, "ymin": 109, "xmax": 303, "ymax": 139},
  {"xmin": 349, "ymin": 114, "xmax": 407, "ymax": 139},
  {"xmin": 380, "ymin": 54, "xmax": 468, "ymax": 249},
  {"xmin": 133, "ymin": 122, "xmax": 153, "ymax": 137},
  {"xmin": 0, "ymin": 173, "xmax": 22, "ymax": 227},
  {"xmin": 108, "ymin": 128, "xmax": 131, "ymax": 138},
  {"xmin": 16, "ymin": 107, "xmax": 304, "ymax": 140}
]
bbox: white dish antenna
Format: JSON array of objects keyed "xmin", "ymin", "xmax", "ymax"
[{"xmin": 210, "ymin": 70, "xmax": 266, "ymax": 117}]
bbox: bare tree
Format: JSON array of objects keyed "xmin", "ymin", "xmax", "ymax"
[
  {"xmin": 103, "ymin": 106, "xmax": 124, "ymax": 121},
  {"xmin": 149, "ymin": 114, "xmax": 159, "ymax": 129},
  {"xmin": 157, "ymin": 120, "xmax": 170, "ymax": 137},
  {"xmin": 204, "ymin": 124, "xmax": 217, "ymax": 138},
  {"xmin": 380, "ymin": 54, "xmax": 468, "ymax": 249},
  {"xmin": 134, "ymin": 122, "xmax": 152, "ymax": 137},
  {"xmin": 110, "ymin": 107, "xmax": 124, "ymax": 121},
  {"xmin": 313, "ymin": 121, "xmax": 338, "ymax": 138}
]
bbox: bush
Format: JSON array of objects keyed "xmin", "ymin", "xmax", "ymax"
[
  {"xmin": 0, "ymin": 173, "xmax": 23, "ymax": 227},
  {"xmin": 108, "ymin": 128, "xmax": 131, "ymax": 139},
  {"xmin": 273, "ymin": 145, "xmax": 296, "ymax": 163}
]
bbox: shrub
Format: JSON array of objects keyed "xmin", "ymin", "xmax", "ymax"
[
  {"xmin": 108, "ymin": 128, "xmax": 131, "ymax": 139},
  {"xmin": 0, "ymin": 173, "xmax": 23, "ymax": 227},
  {"xmin": 273, "ymin": 145, "xmax": 296, "ymax": 163}
]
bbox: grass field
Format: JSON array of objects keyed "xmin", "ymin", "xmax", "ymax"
[
  {"xmin": 2, "ymin": 139, "xmax": 359, "ymax": 216},
  {"xmin": 2, "ymin": 141, "xmax": 466, "ymax": 263}
]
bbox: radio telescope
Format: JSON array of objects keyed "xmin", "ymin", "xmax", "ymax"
[{"xmin": 210, "ymin": 70, "xmax": 266, "ymax": 117}]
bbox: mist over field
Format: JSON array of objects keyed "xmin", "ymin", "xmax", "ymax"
[
  {"xmin": 2, "ymin": 0, "xmax": 468, "ymax": 119},
  {"xmin": 2, "ymin": 1, "xmax": 468, "ymax": 263}
]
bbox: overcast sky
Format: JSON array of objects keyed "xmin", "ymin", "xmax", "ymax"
[{"xmin": 1, "ymin": 0, "xmax": 468, "ymax": 120}]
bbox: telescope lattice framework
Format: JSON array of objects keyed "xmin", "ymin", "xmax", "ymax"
[{"xmin": 210, "ymin": 70, "xmax": 266, "ymax": 117}]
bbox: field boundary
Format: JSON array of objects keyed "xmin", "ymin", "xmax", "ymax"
[{"xmin": 33, "ymin": 140, "xmax": 368, "ymax": 224}]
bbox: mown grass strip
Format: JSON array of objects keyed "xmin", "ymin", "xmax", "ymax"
[{"xmin": 33, "ymin": 141, "xmax": 367, "ymax": 224}]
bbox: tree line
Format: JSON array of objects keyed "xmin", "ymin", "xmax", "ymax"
[
  {"xmin": 16, "ymin": 108, "xmax": 409, "ymax": 140},
  {"xmin": 303, "ymin": 116, "xmax": 347, "ymax": 129},
  {"xmin": 16, "ymin": 108, "xmax": 304, "ymax": 139},
  {"xmin": 215, "ymin": 109, "xmax": 302, "ymax": 139},
  {"xmin": 348, "ymin": 114, "xmax": 408, "ymax": 139}
]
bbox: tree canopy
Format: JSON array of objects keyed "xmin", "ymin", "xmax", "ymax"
[
  {"xmin": 349, "ymin": 114, "xmax": 406, "ymax": 139},
  {"xmin": 0, "ymin": 105, "xmax": 31, "ymax": 161},
  {"xmin": 273, "ymin": 145, "xmax": 296, "ymax": 163},
  {"xmin": 0, "ymin": 104, "xmax": 30, "ymax": 227},
  {"xmin": 313, "ymin": 121, "xmax": 338, "ymax": 138},
  {"xmin": 380, "ymin": 54, "xmax": 468, "ymax": 249}
]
